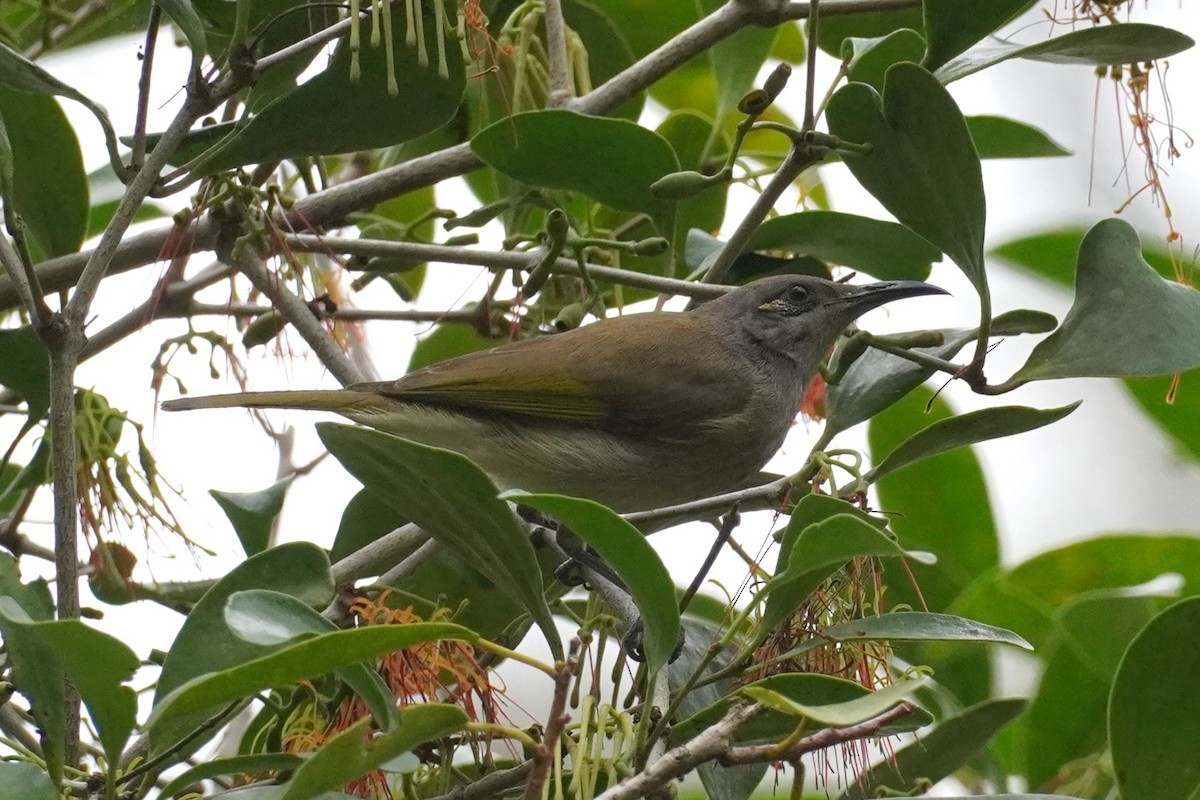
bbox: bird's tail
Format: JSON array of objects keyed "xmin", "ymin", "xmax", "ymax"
[{"xmin": 161, "ymin": 389, "xmax": 379, "ymax": 413}]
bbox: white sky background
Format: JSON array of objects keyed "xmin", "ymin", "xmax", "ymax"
[{"xmin": 5, "ymin": 2, "xmax": 1200, "ymax": 765}]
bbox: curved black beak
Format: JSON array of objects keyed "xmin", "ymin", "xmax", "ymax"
[{"xmin": 826, "ymin": 280, "xmax": 950, "ymax": 315}]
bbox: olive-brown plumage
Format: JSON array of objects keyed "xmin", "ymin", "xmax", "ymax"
[{"xmin": 162, "ymin": 275, "xmax": 945, "ymax": 510}]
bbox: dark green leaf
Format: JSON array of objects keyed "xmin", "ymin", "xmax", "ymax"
[
  {"xmin": 0, "ymin": 762, "xmax": 55, "ymax": 800},
  {"xmin": 1110, "ymin": 597, "xmax": 1200, "ymax": 800},
  {"xmin": 759, "ymin": 512, "xmax": 935, "ymax": 635},
  {"xmin": 471, "ymin": 109, "xmax": 679, "ymax": 214},
  {"xmin": 0, "ymin": 553, "xmax": 53, "ymax": 619},
  {"xmin": 671, "ymin": 673, "xmax": 933, "ymax": 745},
  {"xmin": 184, "ymin": 11, "xmax": 465, "ymax": 174},
  {"xmin": 317, "ymin": 423, "xmax": 562, "ymax": 658},
  {"xmin": 748, "ymin": 211, "xmax": 939, "ymax": 280},
  {"xmin": 838, "ymin": 698, "xmax": 1027, "ymax": 799},
  {"xmin": 564, "ymin": 0, "xmax": 642, "ymax": 121},
  {"xmin": 153, "ymin": 542, "xmax": 335, "ymax": 751},
  {"xmin": 822, "ymin": 611, "xmax": 1030, "ymax": 650},
  {"xmin": 147, "ymin": 622, "xmax": 474, "ymax": 733},
  {"xmin": 0, "ymin": 326, "xmax": 48, "ymax": 419},
  {"xmin": 1024, "ymin": 590, "xmax": 1169, "ymax": 785},
  {"xmin": 992, "ymin": 225, "xmax": 1176, "ymax": 285},
  {"xmin": 158, "ymin": 753, "xmax": 305, "ymax": 799},
  {"xmin": 869, "ymin": 403, "xmax": 1080, "ymax": 482},
  {"xmin": 869, "ymin": 386, "xmax": 999, "ymax": 704},
  {"xmin": 816, "ymin": 9, "xmax": 926, "ymax": 57},
  {"xmin": 921, "ymin": 0, "xmax": 1037, "ymax": 70},
  {"xmin": 1016, "ymin": 219, "xmax": 1200, "ymax": 381},
  {"xmin": 937, "ymin": 23, "xmax": 1195, "ymax": 84},
  {"xmin": 842, "ymin": 29, "xmax": 925, "ymax": 91},
  {"xmin": 503, "ymin": 491, "xmax": 680, "ymax": 673},
  {"xmin": 224, "ymin": 590, "xmax": 401, "ymax": 731},
  {"xmin": 0, "ymin": 87, "xmax": 88, "ymax": 258},
  {"xmin": 967, "ymin": 114, "xmax": 1071, "ymax": 159},
  {"xmin": 406, "ymin": 322, "xmax": 503, "ymax": 372},
  {"xmin": 826, "ymin": 63, "xmax": 987, "ymax": 296},
  {"xmin": 330, "ymin": 488, "xmax": 409, "ymax": 564},
  {"xmin": 743, "ymin": 675, "xmax": 927, "ymax": 728},
  {"xmin": 276, "ymin": 704, "xmax": 468, "ymax": 800},
  {"xmin": 210, "ymin": 478, "xmax": 293, "ymax": 557},
  {"xmin": 0, "ymin": 598, "xmax": 65, "ymax": 783}
]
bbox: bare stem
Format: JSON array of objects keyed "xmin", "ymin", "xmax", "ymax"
[{"xmin": 543, "ymin": 0, "xmax": 573, "ymax": 105}]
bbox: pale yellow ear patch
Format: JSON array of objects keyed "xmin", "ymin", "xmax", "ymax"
[{"xmin": 758, "ymin": 300, "xmax": 784, "ymax": 312}]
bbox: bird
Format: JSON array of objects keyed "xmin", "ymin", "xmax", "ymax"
[{"xmin": 162, "ymin": 275, "xmax": 945, "ymax": 512}]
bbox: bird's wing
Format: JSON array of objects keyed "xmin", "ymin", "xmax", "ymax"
[{"xmin": 358, "ymin": 314, "xmax": 754, "ymax": 436}]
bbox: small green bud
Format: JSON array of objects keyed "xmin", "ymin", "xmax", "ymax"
[
  {"xmin": 554, "ymin": 302, "xmax": 587, "ymax": 331},
  {"xmin": 737, "ymin": 88, "xmax": 771, "ymax": 116},
  {"xmin": 651, "ymin": 170, "xmax": 716, "ymax": 200},
  {"xmin": 242, "ymin": 310, "xmax": 288, "ymax": 349},
  {"xmin": 763, "ymin": 62, "xmax": 792, "ymax": 101},
  {"xmin": 632, "ymin": 237, "xmax": 670, "ymax": 257},
  {"xmin": 546, "ymin": 208, "xmax": 570, "ymax": 242}
]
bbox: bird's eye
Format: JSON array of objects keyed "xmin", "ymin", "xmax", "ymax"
[{"xmin": 786, "ymin": 285, "xmax": 809, "ymax": 303}]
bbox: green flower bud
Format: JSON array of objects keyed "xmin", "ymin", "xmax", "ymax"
[
  {"xmin": 632, "ymin": 237, "xmax": 670, "ymax": 257},
  {"xmin": 651, "ymin": 170, "xmax": 715, "ymax": 200}
]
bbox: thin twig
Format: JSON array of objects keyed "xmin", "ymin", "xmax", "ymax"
[
  {"xmin": 678, "ymin": 506, "xmax": 740, "ymax": 613},
  {"xmin": 523, "ymin": 640, "xmax": 580, "ymax": 800},
  {"xmin": 542, "ymin": 0, "xmax": 573, "ymax": 105},
  {"xmin": 0, "ymin": 229, "xmax": 50, "ymax": 324},
  {"xmin": 803, "ymin": 0, "xmax": 819, "ymax": 130},
  {"xmin": 721, "ymin": 702, "xmax": 917, "ymax": 764},
  {"xmin": 130, "ymin": 4, "xmax": 162, "ymax": 171},
  {"xmin": 226, "ymin": 243, "xmax": 363, "ymax": 386},
  {"xmin": 282, "ymin": 233, "xmax": 727, "ymax": 299},
  {"xmin": 595, "ymin": 702, "xmax": 764, "ymax": 800}
]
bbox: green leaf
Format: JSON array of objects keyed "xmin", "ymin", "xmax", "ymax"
[
  {"xmin": 224, "ymin": 590, "xmax": 401, "ymax": 731},
  {"xmin": 868, "ymin": 403, "xmax": 1080, "ymax": 482},
  {"xmin": 153, "ymin": 542, "xmax": 335, "ymax": 750},
  {"xmin": 0, "ymin": 87, "xmax": 88, "ymax": 258},
  {"xmin": 85, "ymin": 162, "xmax": 168, "ymax": 238},
  {"xmin": 330, "ymin": 488, "xmax": 409, "ymax": 564},
  {"xmin": 28, "ymin": 618, "xmax": 139, "ymax": 769},
  {"xmin": 869, "ymin": 386, "xmax": 1000, "ymax": 704},
  {"xmin": 0, "ymin": 762, "xmax": 55, "ymax": 800},
  {"xmin": 0, "ymin": 41, "xmax": 116, "ymax": 140},
  {"xmin": 563, "ymin": 0, "xmax": 643, "ymax": 121},
  {"xmin": 147, "ymin": 621, "xmax": 474, "ymax": 733},
  {"xmin": 158, "ymin": 753, "xmax": 305, "ymax": 799},
  {"xmin": 156, "ymin": 0, "xmax": 207, "ymax": 65},
  {"xmin": 967, "ymin": 114, "xmax": 1071, "ymax": 159},
  {"xmin": 471, "ymin": 109, "xmax": 679, "ymax": 215},
  {"xmin": 936, "ymin": 23, "xmax": 1194, "ymax": 84},
  {"xmin": 759, "ymin": 512, "xmax": 935, "ymax": 635},
  {"xmin": 838, "ymin": 698, "xmax": 1027, "ymax": 799},
  {"xmin": 503, "ymin": 491, "xmax": 680, "ymax": 673},
  {"xmin": 0, "ymin": 553, "xmax": 52, "ymax": 619},
  {"xmin": 0, "ymin": 326, "xmax": 49, "ymax": 420},
  {"xmin": 183, "ymin": 11, "xmax": 465, "ymax": 174},
  {"xmin": 826, "ymin": 63, "xmax": 987, "ymax": 296},
  {"xmin": 671, "ymin": 673, "xmax": 933, "ymax": 745},
  {"xmin": 951, "ymin": 534, "xmax": 1200, "ymax": 653},
  {"xmin": 742, "ymin": 675, "xmax": 927, "ymax": 728},
  {"xmin": 406, "ymin": 321, "xmax": 503, "ymax": 372},
  {"xmin": 275, "ymin": 704, "xmax": 468, "ymax": 800},
  {"xmin": 0, "ymin": 597, "xmax": 65, "ymax": 783},
  {"xmin": 316, "ymin": 423, "xmax": 563, "ymax": 658},
  {"xmin": 921, "ymin": 0, "xmax": 1037, "ymax": 70},
  {"xmin": 992, "ymin": 225, "xmax": 1176, "ymax": 286},
  {"xmin": 210, "ymin": 477, "xmax": 293, "ymax": 557},
  {"xmin": 1016, "ymin": 219, "xmax": 1200, "ymax": 381},
  {"xmin": 1110, "ymin": 597, "xmax": 1200, "ymax": 800},
  {"xmin": 748, "ymin": 211, "xmax": 939, "ymax": 280},
  {"xmin": 842, "ymin": 30, "xmax": 925, "ymax": 91},
  {"xmin": 1024, "ymin": 590, "xmax": 1170, "ymax": 785},
  {"xmin": 821, "ymin": 612, "xmax": 1030, "ymax": 650},
  {"xmin": 816, "ymin": 9, "xmax": 926, "ymax": 57}
]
